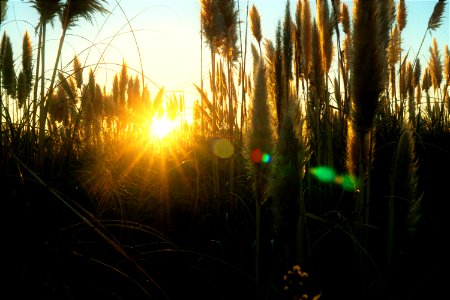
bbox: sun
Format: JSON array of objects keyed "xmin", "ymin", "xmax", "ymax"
[{"xmin": 150, "ymin": 115, "xmax": 178, "ymax": 139}]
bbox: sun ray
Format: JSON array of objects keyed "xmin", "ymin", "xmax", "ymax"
[{"xmin": 150, "ymin": 114, "xmax": 179, "ymax": 140}]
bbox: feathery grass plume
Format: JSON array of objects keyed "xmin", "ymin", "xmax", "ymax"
[
  {"xmin": 247, "ymin": 56, "xmax": 273, "ymax": 297},
  {"xmin": 341, "ymin": 3, "xmax": 352, "ymax": 81},
  {"xmin": 348, "ymin": 3, "xmax": 390, "ymax": 287},
  {"xmin": 301, "ymin": 0, "xmax": 312, "ymax": 78},
  {"xmin": 94, "ymin": 82, "xmax": 103, "ymax": 118},
  {"xmin": 57, "ymin": 72, "xmax": 77, "ymax": 126},
  {"xmin": 342, "ymin": 30, "xmax": 352, "ymax": 72},
  {"xmin": 0, "ymin": 0, "xmax": 7, "ymax": 23},
  {"xmin": 56, "ymin": 82, "xmax": 70, "ymax": 126},
  {"xmin": 59, "ymin": 0, "xmax": 108, "ymax": 30},
  {"xmin": 412, "ymin": 0, "xmax": 447, "ymax": 74},
  {"xmin": 18, "ymin": 31, "xmax": 33, "ymax": 111},
  {"xmin": 379, "ymin": 0, "xmax": 396, "ymax": 48},
  {"xmin": 406, "ymin": 61, "xmax": 414, "ymax": 98},
  {"xmin": 294, "ymin": 0, "xmax": 303, "ymax": 94},
  {"xmin": 388, "ymin": 24, "xmax": 401, "ymax": 99},
  {"xmin": 84, "ymin": 68, "xmax": 96, "ymax": 121},
  {"xmin": 444, "ymin": 44, "xmax": 450, "ymax": 83},
  {"xmin": 264, "ymin": 39, "xmax": 277, "ymax": 121},
  {"xmin": 248, "ymin": 60, "xmax": 273, "ymax": 203},
  {"xmin": 112, "ymin": 74, "xmax": 119, "ymax": 105},
  {"xmin": 1, "ymin": 33, "xmax": 16, "ymax": 98},
  {"xmin": 283, "ymin": 0, "xmax": 293, "ymax": 82},
  {"xmin": 133, "ymin": 75, "xmax": 141, "ymax": 109},
  {"xmin": 388, "ymin": 124, "xmax": 419, "ymax": 270},
  {"xmin": 274, "ymin": 21, "xmax": 286, "ymax": 133},
  {"xmin": 201, "ymin": 0, "xmax": 224, "ymax": 51},
  {"xmin": 119, "ymin": 60, "xmax": 128, "ymax": 108},
  {"xmin": 378, "ymin": 0, "xmax": 395, "ymax": 106},
  {"xmin": 413, "ymin": 59, "xmax": 421, "ymax": 87},
  {"xmin": 17, "ymin": 72, "xmax": 27, "ymax": 109},
  {"xmin": 316, "ymin": 0, "xmax": 334, "ymax": 74},
  {"xmin": 30, "ymin": 0, "xmax": 63, "ymax": 25},
  {"xmin": 0, "ymin": 25, "xmax": 4, "ymax": 125},
  {"xmin": 272, "ymin": 93, "xmax": 306, "ymax": 265},
  {"xmin": 311, "ymin": 21, "xmax": 324, "ymax": 103},
  {"xmin": 347, "ymin": 0, "xmax": 387, "ymax": 176},
  {"xmin": 443, "ymin": 44, "xmax": 450, "ymax": 106},
  {"xmin": 428, "ymin": 0, "xmax": 447, "ymax": 31},
  {"xmin": 422, "ymin": 67, "xmax": 432, "ymax": 92},
  {"xmin": 22, "ymin": 31, "xmax": 33, "ymax": 98},
  {"xmin": 127, "ymin": 77, "xmax": 134, "ymax": 110},
  {"xmin": 47, "ymin": 91, "xmax": 64, "ymax": 124},
  {"xmin": 397, "ymin": 0, "xmax": 407, "ymax": 31},
  {"xmin": 73, "ymin": 54, "xmax": 83, "ymax": 89},
  {"xmin": 58, "ymin": 72, "xmax": 74, "ymax": 101},
  {"xmin": 340, "ymin": 2, "xmax": 350, "ymax": 35},
  {"xmin": 217, "ymin": 0, "xmax": 239, "ymax": 63},
  {"xmin": 250, "ymin": 4, "xmax": 262, "ymax": 50},
  {"xmin": 201, "ymin": 0, "xmax": 224, "ymax": 129},
  {"xmin": 141, "ymin": 83, "xmax": 150, "ymax": 111},
  {"xmin": 429, "ymin": 38, "xmax": 443, "ymax": 92},
  {"xmin": 397, "ymin": 0, "xmax": 407, "ymax": 117},
  {"xmin": 251, "ymin": 43, "xmax": 260, "ymax": 78},
  {"xmin": 125, "ymin": 76, "xmax": 139, "ymax": 113},
  {"xmin": 406, "ymin": 61, "xmax": 416, "ymax": 124},
  {"xmin": 415, "ymin": 82, "xmax": 421, "ymax": 107},
  {"xmin": 400, "ymin": 60, "xmax": 407, "ymax": 100},
  {"xmin": 308, "ymin": 20, "xmax": 324, "ymax": 166},
  {"xmin": 422, "ymin": 67, "xmax": 433, "ymax": 115}
]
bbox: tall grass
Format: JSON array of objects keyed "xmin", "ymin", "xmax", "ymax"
[{"xmin": 2, "ymin": 0, "xmax": 450, "ymax": 299}]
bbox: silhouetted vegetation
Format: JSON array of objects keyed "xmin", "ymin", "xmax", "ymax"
[{"xmin": 2, "ymin": 1, "xmax": 450, "ymax": 299}]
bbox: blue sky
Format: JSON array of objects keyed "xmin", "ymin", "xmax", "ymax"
[{"xmin": 1, "ymin": 0, "xmax": 449, "ymax": 110}]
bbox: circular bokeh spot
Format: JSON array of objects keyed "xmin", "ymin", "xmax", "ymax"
[
  {"xmin": 251, "ymin": 148, "xmax": 263, "ymax": 163},
  {"xmin": 212, "ymin": 138, "xmax": 234, "ymax": 158},
  {"xmin": 262, "ymin": 153, "xmax": 271, "ymax": 163}
]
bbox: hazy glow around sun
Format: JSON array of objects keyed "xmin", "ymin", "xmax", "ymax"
[{"xmin": 150, "ymin": 115, "xmax": 178, "ymax": 139}]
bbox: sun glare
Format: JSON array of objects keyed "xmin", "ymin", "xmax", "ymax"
[{"xmin": 150, "ymin": 115, "xmax": 178, "ymax": 140}]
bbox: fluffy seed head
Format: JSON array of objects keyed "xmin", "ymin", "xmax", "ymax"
[
  {"xmin": 428, "ymin": 0, "xmax": 447, "ymax": 31},
  {"xmin": 429, "ymin": 38, "xmax": 443, "ymax": 91},
  {"xmin": 340, "ymin": 2, "xmax": 350, "ymax": 35},
  {"xmin": 397, "ymin": 0, "xmax": 407, "ymax": 31},
  {"xmin": 250, "ymin": 4, "xmax": 262, "ymax": 44},
  {"xmin": 444, "ymin": 44, "xmax": 450, "ymax": 83}
]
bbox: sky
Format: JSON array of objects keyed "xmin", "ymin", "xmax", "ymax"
[{"xmin": 1, "ymin": 0, "xmax": 449, "ymax": 112}]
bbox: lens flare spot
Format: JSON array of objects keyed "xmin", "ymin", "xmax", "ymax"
[
  {"xmin": 310, "ymin": 166, "xmax": 337, "ymax": 183},
  {"xmin": 212, "ymin": 138, "xmax": 234, "ymax": 158},
  {"xmin": 340, "ymin": 175, "xmax": 359, "ymax": 191},
  {"xmin": 251, "ymin": 149, "xmax": 271, "ymax": 164},
  {"xmin": 311, "ymin": 166, "xmax": 360, "ymax": 191},
  {"xmin": 262, "ymin": 153, "xmax": 271, "ymax": 163},
  {"xmin": 151, "ymin": 115, "xmax": 177, "ymax": 139},
  {"xmin": 251, "ymin": 148, "xmax": 263, "ymax": 163}
]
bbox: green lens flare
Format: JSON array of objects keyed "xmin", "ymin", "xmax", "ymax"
[
  {"xmin": 250, "ymin": 149, "xmax": 271, "ymax": 164},
  {"xmin": 262, "ymin": 153, "xmax": 271, "ymax": 163},
  {"xmin": 311, "ymin": 166, "xmax": 360, "ymax": 191},
  {"xmin": 311, "ymin": 166, "xmax": 336, "ymax": 183},
  {"xmin": 340, "ymin": 175, "xmax": 359, "ymax": 191}
]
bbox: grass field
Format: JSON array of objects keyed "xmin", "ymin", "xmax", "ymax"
[{"xmin": 2, "ymin": 0, "xmax": 450, "ymax": 299}]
